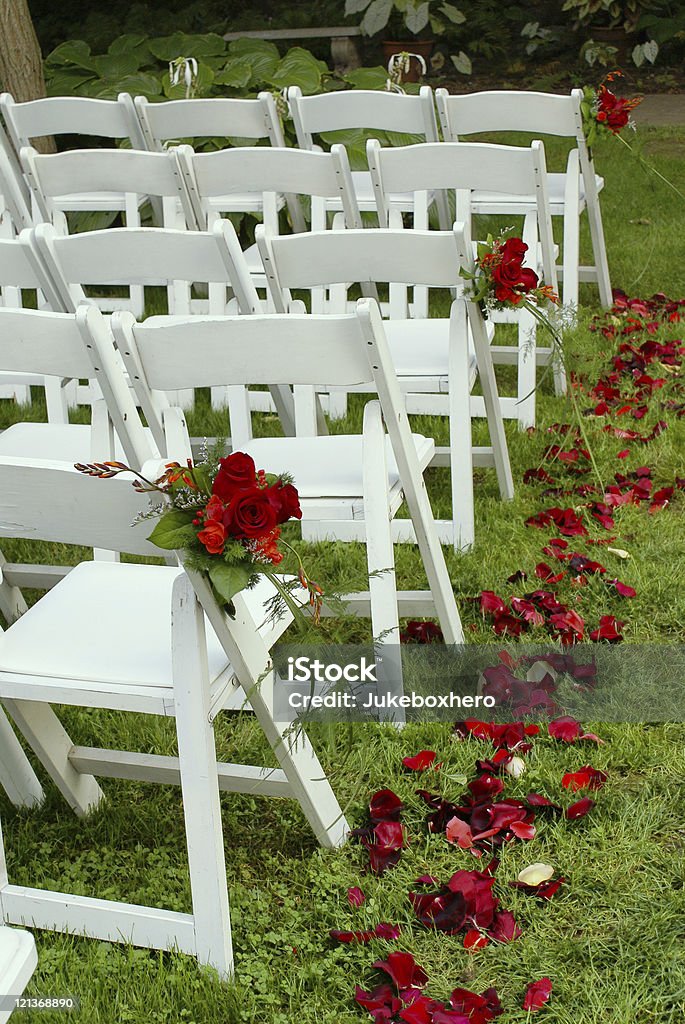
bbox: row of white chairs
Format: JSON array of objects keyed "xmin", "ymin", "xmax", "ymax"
[
  {"xmin": 0, "ymin": 291, "xmax": 467, "ymax": 977},
  {"xmin": 0, "ymin": 85, "xmax": 612, "ymax": 311},
  {"xmin": 1, "ymin": 214, "xmax": 512, "ymax": 551},
  {"xmin": 9, "ymin": 136, "xmax": 560, "ymax": 430}
]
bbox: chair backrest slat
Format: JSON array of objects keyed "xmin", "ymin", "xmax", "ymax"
[
  {"xmin": 0, "ymin": 457, "xmax": 162, "ymax": 555},
  {"xmin": 369, "ymin": 140, "xmax": 540, "ymax": 196},
  {"xmin": 179, "ymin": 143, "xmax": 362, "ymax": 230},
  {"xmin": 436, "ymin": 89, "xmax": 581, "ymax": 139},
  {"xmin": 112, "ymin": 311, "xmax": 374, "ymax": 393},
  {"xmin": 134, "ymin": 94, "xmax": 283, "ymax": 149},
  {"xmin": 258, "ymin": 227, "xmax": 461, "ymax": 293},
  {"xmin": 0, "ymin": 93, "xmax": 145, "ymax": 151},
  {"xmin": 21, "ymin": 147, "xmax": 184, "ymax": 202},
  {"xmin": 288, "ymin": 86, "xmax": 439, "ymax": 149},
  {"xmin": 33, "ymin": 224, "xmax": 236, "ymax": 309},
  {"xmin": 0, "ymin": 307, "xmax": 94, "ymax": 378}
]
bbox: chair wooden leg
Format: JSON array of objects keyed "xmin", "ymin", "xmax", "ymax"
[
  {"xmin": 185, "ymin": 572, "xmax": 349, "ymax": 850},
  {"xmin": 586, "ymin": 195, "xmax": 612, "ymax": 308},
  {"xmin": 1, "ymin": 700, "xmax": 103, "ymax": 817},
  {"xmin": 467, "ymin": 303, "xmax": 514, "ymax": 501},
  {"xmin": 0, "ymin": 708, "xmax": 43, "ymax": 809},
  {"xmin": 449, "ymin": 302, "xmax": 475, "ymax": 550},
  {"xmin": 172, "ymin": 577, "xmax": 233, "ymax": 979},
  {"xmin": 517, "ymin": 305, "xmax": 537, "ymax": 429},
  {"xmin": 362, "ymin": 401, "xmax": 404, "ymax": 723}
]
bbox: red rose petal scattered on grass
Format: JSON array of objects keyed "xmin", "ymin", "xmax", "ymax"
[
  {"xmin": 463, "ymin": 928, "xmax": 490, "ymax": 951},
  {"xmin": 523, "ymin": 977, "xmax": 553, "ymax": 1012},
  {"xmin": 590, "ymin": 615, "xmax": 625, "ymax": 642},
  {"xmin": 562, "ymin": 766, "xmax": 608, "ymax": 791},
  {"xmin": 402, "ymin": 751, "xmax": 438, "ymax": 772},
  {"xmin": 347, "ymin": 886, "xmax": 365, "ymax": 907},
  {"xmin": 566, "ymin": 797, "xmax": 596, "ymax": 820}
]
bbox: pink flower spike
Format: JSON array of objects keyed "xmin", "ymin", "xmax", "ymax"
[
  {"xmin": 523, "ymin": 977, "xmax": 553, "ymax": 1012},
  {"xmin": 347, "ymin": 886, "xmax": 365, "ymax": 907}
]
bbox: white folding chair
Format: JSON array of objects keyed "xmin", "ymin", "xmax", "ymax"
[
  {"xmin": 134, "ymin": 93, "xmax": 304, "ymax": 231},
  {"xmin": 20, "ymin": 146, "xmax": 197, "ymax": 232},
  {"xmin": 257, "ymin": 222, "xmax": 514, "ymax": 550},
  {"xmin": 30, "ymin": 220, "xmax": 296, "ymax": 433},
  {"xmin": 176, "ymin": 142, "xmax": 362, "ymax": 415},
  {"xmin": 435, "ymin": 88, "xmax": 612, "ymax": 309},
  {"xmin": 0, "ymin": 914, "xmax": 37, "ymax": 1024},
  {"xmin": 0, "ymin": 233, "xmax": 70, "ymax": 420},
  {"xmin": 105, "ymin": 301, "xmax": 463, "ymax": 675},
  {"xmin": 20, "ymin": 146, "xmax": 199, "ymax": 317},
  {"xmin": 0, "ymin": 455, "xmax": 347, "ymax": 977},
  {"xmin": 0, "ymin": 709, "xmax": 44, "ymax": 810},
  {"xmin": 0, "ymin": 92, "xmax": 147, "ymax": 212},
  {"xmin": 368, "ymin": 138, "xmax": 563, "ymax": 426},
  {"xmin": 177, "ymin": 142, "xmax": 361, "ymax": 283},
  {"xmin": 0, "ymin": 303, "xmax": 152, "ymax": 468},
  {"xmin": 287, "ymin": 85, "xmax": 448, "ymax": 317}
]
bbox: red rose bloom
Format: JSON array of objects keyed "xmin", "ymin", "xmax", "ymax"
[
  {"xmin": 491, "ymin": 238, "xmax": 539, "ymax": 304},
  {"xmin": 273, "ymin": 482, "xmax": 302, "ymax": 523},
  {"xmin": 224, "ymin": 486, "xmax": 280, "ymax": 539},
  {"xmin": 197, "ymin": 519, "xmax": 226, "ymax": 554},
  {"xmin": 597, "ymin": 86, "xmax": 630, "ymax": 133},
  {"xmin": 212, "ymin": 452, "xmax": 256, "ymax": 502}
]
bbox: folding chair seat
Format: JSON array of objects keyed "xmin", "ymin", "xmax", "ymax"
[
  {"xmin": 367, "ymin": 138, "xmax": 564, "ymax": 427},
  {"xmin": 134, "ymin": 94, "xmax": 302, "ymax": 229},
  {"xmin": 256, "ymin": 223, "xmax": 514, "ymax": 550},
  {"xmin": 0, "ymin": 93, "xmax": 146, "ymax": 211},
  {"xmin": 435, "ymin": 88, "xmax": 612, "ymax": 309},
  {"xmin": 0, "ymin": 923, "xmax": 37, "ymax": 1024},
  {"xmin": 0, "ymin": 455, "xmax": 348, "ymax": 977}
]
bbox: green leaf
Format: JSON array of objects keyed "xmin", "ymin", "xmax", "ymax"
[
  {"xmin": 108, "ymin": 34, "xmax": 148, "ymax": 55},
  {"xmin": 116, "ymin": 73, "xmax": 163, "ymax": 99},
  {"xmin": 405, "ymin": 1, "xmax": 430, "ymax": 34},
  {"xmin": 360, "ymin": 0, "xmax": 393, "ymax": 36},
  {"xmin": 440, "ymin": 3, "xmax": 466, "ymax": 24},
  {"xmin": 228, "ymin": 38, "xmax": 280, "ymax": 59},
  {"xmin": 45, "ymin": 40, "xmax": 97, "ymax": 71},
  {"xmin": 45, "ymin": 69, "xmax": 98, "ymax": 96},
  {"xmin": 92, "ymin": 53, "xmax": 143, "ymax": 79},
  {"xmin": 208, "ymin": 561, "xmax": 255, "ymax": 603},
  {"xmin": 451, "ymin": 51, "xmax": 473, "ymax": 75},
  {"xmin": 214, "ymin": 57, "xmax": 253, "ymax": 89},
  {"xmin": 148, "ymin": 510, "xmax": 197, "ymax": 550},
  {"xmin": 343, "ymin": 66, "xmax": 389, "ymax": 89},
  {"xmin": 270, "ymin": 48, "xmax": 327, "ymax": 95},
  {"xmin": 345, "ymin": 0, "xmax": 373, "ymax": 13},
  {"xmin": 148, "ymin": 32, "xmax": 227, "ymax": 62}
]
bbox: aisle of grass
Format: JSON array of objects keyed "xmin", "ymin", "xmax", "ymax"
[{"xmin": 0, "ymin": 126, "xmax": 684, "ymax": 1023}]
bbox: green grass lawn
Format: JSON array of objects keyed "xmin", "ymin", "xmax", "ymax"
[{"xmin": 1, "ymin": 125, "xmax": 684, "ymax": 1023}]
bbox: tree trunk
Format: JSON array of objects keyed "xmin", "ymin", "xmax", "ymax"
[{"xmin": 0, "ymin": 0, "xmax": 55, "ymax": 153}]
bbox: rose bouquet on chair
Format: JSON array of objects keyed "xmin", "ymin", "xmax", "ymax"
[
  {"xmin": 581, "ymin": 72, "xmax": 642, "ymax": 149},
  {"xmin": 75, "ymin": 447, "xmax": 324, "ymax": 621},
  {"xmin": 462, "ymin": 230, "xmax": 561, "ymax": 341},
  {"xmin": 582, "ymin": 71, "xmax": 684, "ymax": 202}
]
